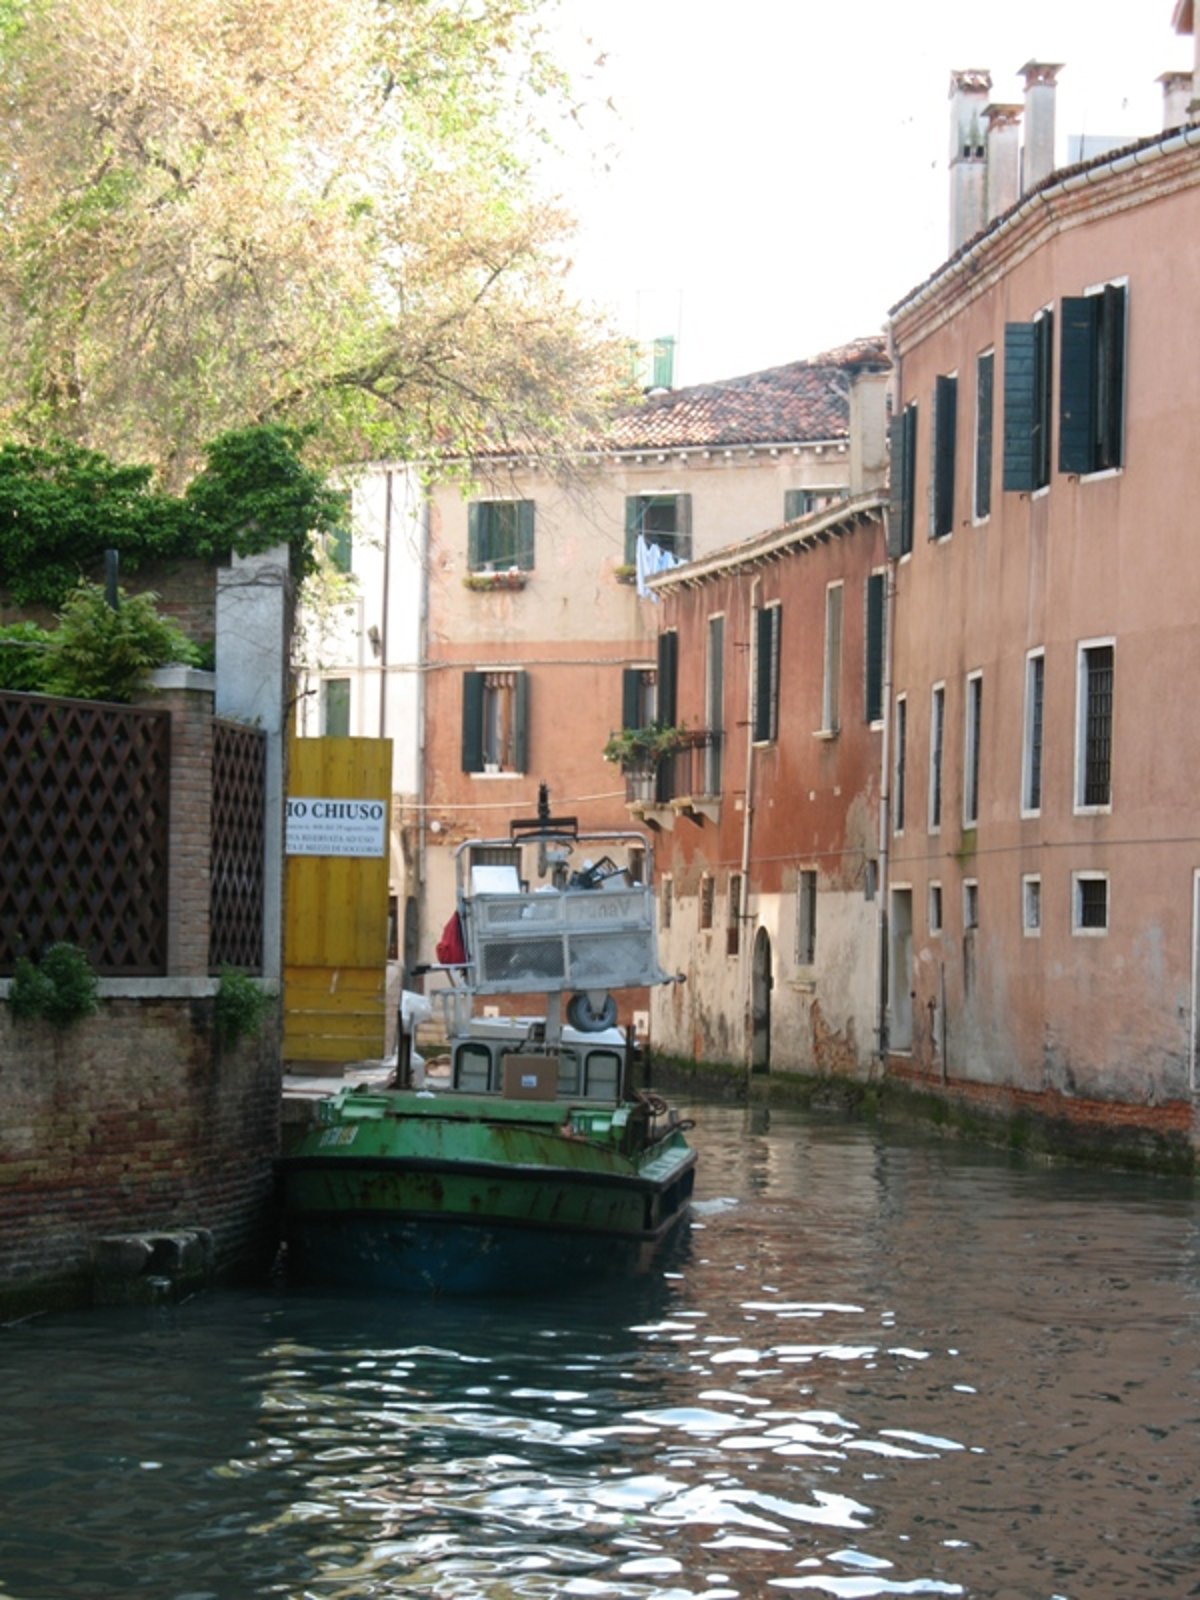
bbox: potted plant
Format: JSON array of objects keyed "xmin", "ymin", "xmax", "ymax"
[{"xmin": 602, "ymin": 723, "xmax": 687, "ymax": 774}]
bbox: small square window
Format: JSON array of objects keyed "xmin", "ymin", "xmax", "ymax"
[
  {"xmin": 1073, "ymin": 873, "xmax": 1109, "ymax": 934},
  {"xmin": 1023, "ymin": 875, "xmax": 1041, "ymax": 936}
]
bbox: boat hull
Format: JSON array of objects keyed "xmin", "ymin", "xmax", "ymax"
[{"xmin": 277, "ymin": 1091, "xmax": 696, "ymax": 1295}]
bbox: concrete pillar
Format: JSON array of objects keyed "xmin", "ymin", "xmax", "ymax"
[
  {"xmin": 1021, "ymin": 61, "xmax": 1063, "ymax": 192},
  {"xmin": 216, "ymin": 548, "xmax": 291, "ymax": 985},
  {"xmin": 949, "ymin": 69, "xmax": 992, "ymax": 253},
  {"xmin": 985, "ymin": 103, "xmax": 1022, "ymax": 221}
]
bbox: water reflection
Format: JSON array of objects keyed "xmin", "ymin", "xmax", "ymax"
[{"xmin": 0, "ymin": 1104, "xmax": 1198, "ymax": 1599}]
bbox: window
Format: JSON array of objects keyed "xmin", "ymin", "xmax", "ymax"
[
  {"xmin": 929, "ymin": 882, "xmax": 943, "ymax": 935},
  {"xmin": 1073, "ymin": 871, "xmax": 1109, "ymax": 934},
  {"xmin": 1023, "ymin": 874, "xmax": 1042, "ymax": 936},
  {"xmin": 656, "ymin": 630, "xmax": 678, "ymax": 727},
  {"xmin": 753, "ymin": 602, "xmax": 781, "ymax": 743},
  {"xmin": 627, "ymin": 845, "xmax": 645, "ymax": 884},
  {"xmin": 699, "ymin": 874, "xmax": 715, "ymax": 931},
  {"xmin": 661, "ymin": 876, "xmax": 673, "ymax": 931},
  {"xmin": 706, "ymin": 614, "xmax": 725, "ymax": 796},
  {"xmin": 461, "ymin": 670, "xmax": 529, "ymax": 773},
  {"xmin": 888, "ymin": 402, "xmax": 918, "ymax": 557},
  {"xmin": 964, "ymin": 672, "xmax": 982, "ymax": 826},
  {"xmin": 785, "ymin": 487, "xmax": 849, "ymax": 520},
  {"xmin": 893, "ymin": 694, "xmax": 907, "ymax": 833},
  {"xmin": 929, "ymin": 683, "xmax": 945, "ymax": 831},
  {"xmin": 932, "ymin": 373, "xmax": 957, "ymax": 538},
  {"xmin": 864, "ymin": 572, "xmax": 885, "ymax": 724},
  {"xmin": 797, "ymin": 870, "xmax": 817, "ymax": 966},
  {"xmin": 1003, "ymin": 306, "xmax": 1054, "ymax": 492},
  {"xmin": 1022, "ymin": 650, "xmax": 1045, "ymax": 815},
  {"xmin": 822, "ymin": 583, "xmax": 843, "ymax": 733},
  {"xmin": 621, "ymin": 667, "xmax": 657, "ymax": 730},
  {"xmin": 727, "ymin": 874, "xmax": 742, "ymax": 957},
  {"xmin": 963, "ymin": 879, "xmax": 979, "ymax": 930},
  {"xmin": 1060, "ymin": 282, "xmax": 1127, "ymax": 475},
  {"xmin": 974, "ymin": 349, "xmax": 994, "ymax": 520},
  {"xmin": 321, "ymin": 677, "xmax": 350, "ymax": 736},
  {"xmin": 1076, "ymin": 642, "xmax": 1114, "ymax": 810},
  {"xmin": 624, "ymin": 493, "xmax": 692, "ymax": 563},
  {"xmin": 467, "ymin": 501, "xmax": 535, "ymax": 571}
]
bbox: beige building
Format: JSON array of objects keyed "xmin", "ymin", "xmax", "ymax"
[
  {"xmin": 298, "ymin": 342, "xmax": 887, "ymax": 1005},
  {"xmin": 884, "ymin": 34, "xmax": 1200, "ymax": 1152}
]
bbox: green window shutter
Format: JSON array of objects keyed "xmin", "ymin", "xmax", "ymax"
[
  {"xmin": 933, "ymin": 374, "xmax": 957, "ymax": 537},
  {"xmin": 1059, "ymin": 296, "xmax": 1098, "ymax": 475},
  {"xmin": 516, "ymin": 501, "xmax": 535, "ymax": 570},
  {"xmin": 512, "ymin": 671, "xmax": 529, "ymax": 772},
  {"xmin": 887, "ymin": 407, "xmax": 916, "ymax": 557},
  {"xmin": 624, "ymin": 497, "xmax": 640, "ymax": 565},
  {"xmin": 975, "ymin": 350, "xmax": 994, "ymax": 519},
  {"xmin": 675, "ymin": 494, "xmax": 693, "ymax": 561},
  {"xmin": 656, "ymin": 630, "xmax": 678, "ymax": 726},
  {"xmin": 1002, "ymin": 322, "xmax": 1037, "ymax": 491},
  {"xmin": 887, "ymin": 413, "xmax": 907, "ymax": 558},
  {"xmin": 461, "ymin": 672, "xmax": 485, "ymax": 772},
  {"xmin": 784, "ymin": 488, "xmax": 806, "ymax": 521},
  {"xmin": 622, "ymin": 668, "xmax": 642, "ymax": 730},
  {"xmin": 467, "ymin": 503, "xmax": 483, "ymax": 571},
  {"xmin": 1098, "ymin": 283, "xmax": 1126, "ymax": 470},
  {"xmin": 754, "ymin": 607, "xmax": 778, "ymax": 742},
  {"xmin": 865, "ymin": 573, "xmax": 885, "ymax": 723}
]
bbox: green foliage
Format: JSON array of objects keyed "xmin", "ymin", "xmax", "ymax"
[
  {"xmin": 183, "ymin": 425, "xmax": 349, "ymax": 579},
  {"xmin": 0, "ymin": 440, "xmax": 181, "ymax": 608},
  {"xmin": 602, "ymin": 724, "xmax": 687, "ymax": 770},
  {"xmin": 0, "ymin": 426, "xmax": 344, "ymax": 608},
  {"xmin": 41, "ymin": 583, "xmax": 200, "ymax": 703},
  {"xmin": 9, "ymin": 943, "xmax": 99, "ymax": 1027},
  {"xmin": 0, "ymin": 620, "xmax": 52, "ymax": 690},
  {"xmin": 214, "ymin": 967, "xmax": 270, "ymax": 1051}
]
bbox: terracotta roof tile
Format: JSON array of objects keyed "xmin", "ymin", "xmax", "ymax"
[{"xmin": 605, "ymin": 337, "xmax": 889, "ymax": 452}]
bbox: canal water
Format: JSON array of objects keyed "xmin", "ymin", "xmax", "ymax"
[{"xmin": 1, "ymin": 1103, "xmax": 1198, "ymax": 1600}]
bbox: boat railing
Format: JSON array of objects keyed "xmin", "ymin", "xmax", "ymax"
[{"xmin": 460, "ymin": 878, "xmax": 667, "ymax": 996}]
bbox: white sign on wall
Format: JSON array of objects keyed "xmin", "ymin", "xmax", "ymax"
[{"xmin": 285, "ymin": 797, "xmax": 388, "ymax": 857}]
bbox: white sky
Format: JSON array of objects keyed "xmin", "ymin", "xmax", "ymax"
[{"xmin": 546, "ymin": 1, "xmax": 1191, "ymax": 386}]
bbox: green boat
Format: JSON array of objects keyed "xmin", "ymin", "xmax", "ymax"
[{"xmin": 277, "ymin": 789, "xmax": 696, "ymax": 1294}]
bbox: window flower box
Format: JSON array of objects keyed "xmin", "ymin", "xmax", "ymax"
[{"xmin": 463, "ymin": 568, "xmax": 527, "ymax": 593}]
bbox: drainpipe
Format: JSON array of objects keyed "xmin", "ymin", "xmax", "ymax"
[
  {"xmin": 379, "ymin": 470, "xmax": 392, "ymax": 739},
  {"xmin": 741, "ymin": 574, "xmax": 761, "ymax": 1086},
  {"xmin": 416, "ymin": 483, "xmax": 432, "ymax": 969},
  {"xmin": 876, "ymin": 548, "xmax": 898, "ymax": 1075}
]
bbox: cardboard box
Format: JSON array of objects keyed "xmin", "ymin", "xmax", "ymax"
[{"xmin": 501, "ymin": 1054, "xmax": 560, "ymax": 1101}]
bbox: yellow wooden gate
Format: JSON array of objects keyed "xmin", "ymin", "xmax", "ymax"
[{"xmin": 284, "ymin": 736, "xmax": 393, "ymax": 1069}]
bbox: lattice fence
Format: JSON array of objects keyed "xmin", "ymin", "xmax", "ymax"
[
  {"xmin": 0, "ymin": 692, "xmax": 171, "ymax": 975},
  {"xmin": 209, "ymin": 718, "xmax": 266, "ymax": 973}
]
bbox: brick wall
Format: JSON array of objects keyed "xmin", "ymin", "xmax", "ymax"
[{"xmin": 0, "ymin": 998, "xmax": 280, "ymax": 1309}]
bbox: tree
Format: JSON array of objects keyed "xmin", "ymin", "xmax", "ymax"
[{"xmin": 0, "ymin": 0, "xmax": 627, "ymax": 484}]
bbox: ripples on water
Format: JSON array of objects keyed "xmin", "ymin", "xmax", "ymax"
[{"xmin": 1, "ymin": 1105, "xmax": 1198, "ymax": 1600}]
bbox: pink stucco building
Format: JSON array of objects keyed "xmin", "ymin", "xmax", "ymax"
[{"xmin": 884, "ymin": 51, "xmax": 1200, "ymax": 1152}]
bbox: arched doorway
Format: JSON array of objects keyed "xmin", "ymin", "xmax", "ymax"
[{"xmin": 751, "ymin": 927, "xmax": 772, "ymax": 1074}]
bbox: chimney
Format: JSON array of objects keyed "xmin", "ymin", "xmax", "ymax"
[
  {"xmin": 949, "ymin": 69, "xmax": 992, "ymax": 253},
  {"xmin": 985, "ymin": 103, "xmax": 1022, "ymax": 222},
  {"xmin": 1021, "ymin": 61, "xmax": 1063, "ymax": 192},
  {"xmin": 1171, "ymin": 0, "xmax": 1199, "ymax": 117},
  {"xmin": 1159, "ymin": 69, "xmax": 1193, "ymax": 129}
]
